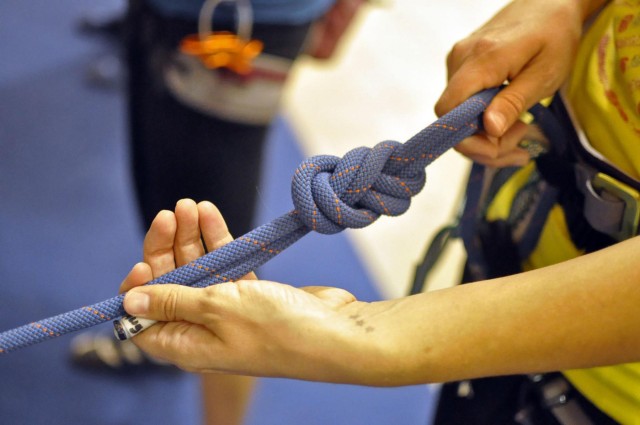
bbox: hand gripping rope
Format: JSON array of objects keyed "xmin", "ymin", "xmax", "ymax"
[{"xmin": 0, "ymin": 88, "xmax": 498, "ymax": 354}]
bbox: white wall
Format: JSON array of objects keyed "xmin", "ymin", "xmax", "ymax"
[{"xmin": 284, "ymin": 0, "xmax": 509, "ymax": 298}]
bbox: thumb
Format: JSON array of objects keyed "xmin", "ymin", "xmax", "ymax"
[
  {"xmin": 483, "ymin": 86, "xmax": 526, "ymax": 138},
  {"xmin": 483, "ymin": 65, "xmax": 555, "ymax": 137},
  {"xmin": 123, "ymin": 284, "xmax": 208, "ymax": 324}
]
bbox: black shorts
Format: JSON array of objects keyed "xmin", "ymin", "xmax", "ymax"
[{"xmin": 124, "ymin": 0, "xmax": 311, "ymax": 235}]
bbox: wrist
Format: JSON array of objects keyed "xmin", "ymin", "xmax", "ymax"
[
  {"xmin": 272, "ymin": 300, "xmax": 400, "ymax": 386},
  {"xmin": 322, "ymin": 300, "xmax": 415, "ymax": 386}
]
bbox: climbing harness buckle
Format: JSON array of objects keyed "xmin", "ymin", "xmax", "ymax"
[
  {"xmin": 179, "ymin": 0, "xmax": 263, "ymax": 74},
  {"xmin": 553, "ymin": 93, "xmax": 640, "ymax": 243},
  {"xmin": 590, "ymin": 172, "xmax": 640, "ymax": 241},
  {"xmin": 515, "ymin": 374, "xmax": 596, "ymax": 425}
]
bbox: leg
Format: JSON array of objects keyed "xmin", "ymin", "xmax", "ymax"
[
  {"xmin": 124, "ymin": 3, "xmax": 312, "ymax": 425},
  {"xmin": 202, "ymin": 374, "xmax": 256, "ymax": 425}
]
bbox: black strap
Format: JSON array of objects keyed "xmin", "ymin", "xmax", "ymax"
[{"xmin": 533, "ymin": 97, "xmax": 617, "ymax": 253}]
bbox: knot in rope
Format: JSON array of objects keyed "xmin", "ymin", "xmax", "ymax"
[
  {"xmin": 291, "ymin": 140, "xmax": 427, "ymax": 234},
  {"xmin": 289, "ymin": 86, "xmax": 497, "ymax": 234}
]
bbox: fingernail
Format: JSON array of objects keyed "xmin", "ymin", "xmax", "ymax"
[
  {"xmin": 488, "ymin": 111, "xmax": 506, "ymax": 136},
  {"xmin": 125, "ymin": 291, "xmax": 150, "ymax": 315}
]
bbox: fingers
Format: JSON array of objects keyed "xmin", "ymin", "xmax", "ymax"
[
  {"xmin": 197, "ymin": 201, "xmax": 234, "ymax": 252},
  {"xmin": 454, "ymin": 134, "xmax": 500, "ymax": 160},
  {"xmin": 143, "ymin": 210, "xmax": 178, "ymax": 277},
  {"xmin": 174, "ymin": 199, "xmax": 206, "ymax": 267},
  {"xmin": 119, "ymin": 262, "xmax": 154, "ymax": 293},
  {"xmin": 198, "ymin": 201, "xmax": 258, "ymax": 281},
  {"xmin": 436, "ymin": 48, "xmax": 541, "ymax": 138},
  {"xmin": 435, "ymin": 60, "xmax": 505, "ymax": 119},
  {"xmin": 143, "ymin": 199, "xmax": 232, "ymax": 277},
  {"xmin": 454, "ymin": 120, "xmax": 531, "ymax": 167},
  {"xmin": 435, "ymin": 36, "xmax": 532, "ymax": 118},
  {"xmin": 168, "ymin": 199, "xmax": 236, "ymax": 266},
  {"xmin": 434, "ymin": 2, "xmax": 578, "ymax": 138},
  {"xmin": 482, "ymin": 63, "xmax": 558, "ymax": 137},
  {"xmin": 130, "ymin": 199, "xmax": 254, "ymax": 299}
]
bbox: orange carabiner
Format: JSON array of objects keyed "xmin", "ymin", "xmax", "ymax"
[
  {"xmin": 180, "ymin": 32, "xmax": 263, "ymax": 74},
  {"xmin": 179, "ymin": 0, "xmax": 263, "ymax": 74}
]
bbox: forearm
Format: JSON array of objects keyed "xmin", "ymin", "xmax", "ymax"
[
  {"xmin": 124, "ymin": 217, "xmax": 639, "ymax": 386},
  {"xmin": 337, "ymin": 236, "xmax": 640, "ymax": 386},
  {"xmin": 575, "ymin": 0, "xmax": 610, "ymax": 20}
]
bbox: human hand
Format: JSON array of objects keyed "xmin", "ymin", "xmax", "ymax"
[
  {"xmin": 119, "ymin": 199, "xmax": 380, "ymax": 383},
  {"xmin": 119, "ymin": 199, "xmax": 251, "ymax": 294},
  {"xmin": 306, "ymin": 0, "xmax": 367, "ymax": 59},
  {"xmin": 117, "ymin": 200, "xmax": 640, "ymax": 385},
  {"xmin": 435, "ymin": 0, "xmax": 601, "ymax": 166}
]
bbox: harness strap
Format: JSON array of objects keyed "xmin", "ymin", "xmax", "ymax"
[{"xmin": 434, "ymin": 93, "xmax": 636, "ymax": 284}]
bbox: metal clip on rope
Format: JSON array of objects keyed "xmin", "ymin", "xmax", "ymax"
[{"xmin": 0, "ymin": 88, "xmax": 499, "ymax": 354}]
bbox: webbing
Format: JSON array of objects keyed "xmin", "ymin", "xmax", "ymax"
[{"xmin": 0, "ymin": 88, "xmax": 499, "ymax": 354}]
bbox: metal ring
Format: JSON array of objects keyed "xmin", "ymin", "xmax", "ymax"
[{"xmin": 198, "ymin": 0, "xmax": 253, "ymax": 41}]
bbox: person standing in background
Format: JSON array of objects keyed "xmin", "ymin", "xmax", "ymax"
[
  {"xmin": 74, "ymin": 1, "xmax": 367, "ymax": 424},
  {"xmin": 126, "ymin": 0, "xmax": 365, "ymax": 236}
]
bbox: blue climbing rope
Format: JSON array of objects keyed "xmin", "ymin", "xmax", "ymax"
[{"xmin": 0, "ymin": 88, "xmax": 498, "ymax": 354}]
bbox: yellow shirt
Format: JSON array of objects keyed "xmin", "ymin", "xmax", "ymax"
[
  {"xmin": 567, "ymin": 0, "xmax": 640, "ymax": 179},
  {"xmin": 564, "ymin": 2, "xmax": 640, "ymax": 423},
  {"xmin": 488, "ymin": 1, "xmax": 640, "ymax": 422}
]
